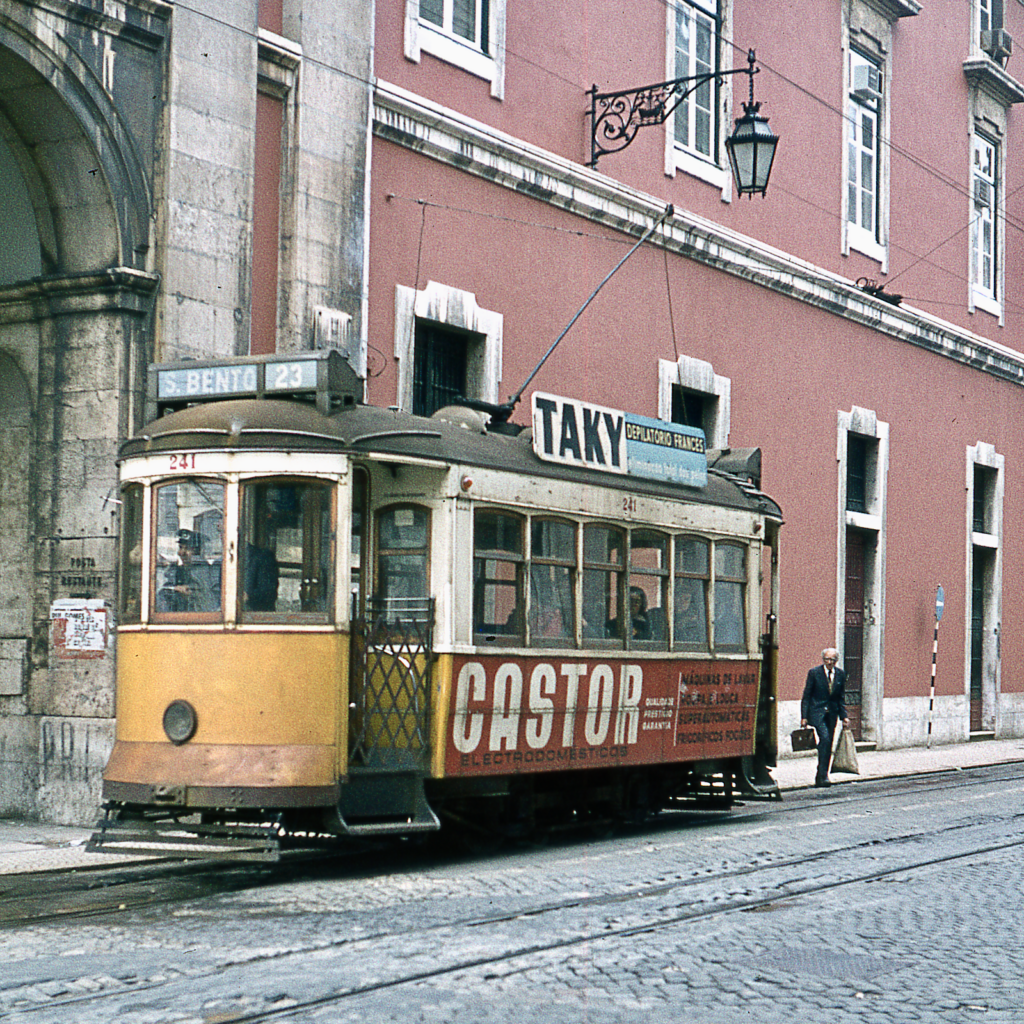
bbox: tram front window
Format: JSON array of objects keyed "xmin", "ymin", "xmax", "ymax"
[
  {"xmin": 630, "ymin": 530, "xmax": 668, "ymax": 646},
  {"xmin": 240, "ymin": 480, "xmax": 332, "ymax": 619},
  {"xmin": 674, "ymin": 536, "xmax": 709, "ymax": 650},
  {"xmin": 714, "ymin": 542, "xmax": 747, "ymax": 650},
  {"xmin": 153, "ymin": 480, "xmax": 225, "ymax": 617}
]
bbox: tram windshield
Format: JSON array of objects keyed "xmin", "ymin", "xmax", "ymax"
[
  {"xmin": 153, "ymin": 480, "xmax": 225, "ymax": 615},
  {"xmin": 240, "ymin": 480, "xmax": 333, "ymax": 620}
]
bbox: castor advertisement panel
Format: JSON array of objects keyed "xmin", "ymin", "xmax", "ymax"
[{"xmin": 445, "ymin": 656, "xmax": 760, "ymax": 776}]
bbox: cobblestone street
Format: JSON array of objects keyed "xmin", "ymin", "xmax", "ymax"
[{"xmin": 3, "ymin": 764, "xmax": 1023, "ymax": 1023}]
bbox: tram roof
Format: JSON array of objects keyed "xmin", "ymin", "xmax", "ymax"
[{"xmin": 121, "ymin": 398, "xmax": 782, "ymax": 519}]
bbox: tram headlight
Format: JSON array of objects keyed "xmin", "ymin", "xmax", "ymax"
[{"xmin": 163, "ymin": 700, "xmax": 198, "ymax": 745}]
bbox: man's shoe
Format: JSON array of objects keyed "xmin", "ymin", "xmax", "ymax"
[{"xmin": 814, "ymin": 778, "xmax": 831, "ymax": 788}]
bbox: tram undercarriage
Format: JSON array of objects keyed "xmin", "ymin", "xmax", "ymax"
[{"xmin": 89, "ymin": 753, "xmax": 779, "ymax": 862}]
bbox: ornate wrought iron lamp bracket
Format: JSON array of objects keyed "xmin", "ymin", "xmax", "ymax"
[{"xmin": 588, "ymin": 49, "xmax": 760, "ymax": 169}]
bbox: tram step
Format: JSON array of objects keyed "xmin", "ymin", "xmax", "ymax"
[
  {"xmin": 335, "ymin": 771, "xmax": 441, "ymax": 836},
  {"xmin": 87, "ymin": 818, "xmax": 281, "ymax": 862},
  {"xmin": 739, "ymin": 757, "xmax": 782, "ymax": 801},
  {"xmin": 340, "ymin": 815, "xmax": 440, "ymax": 836}
]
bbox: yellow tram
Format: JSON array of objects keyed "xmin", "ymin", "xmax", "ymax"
[{"xmin": 91, "ymin": 352, "xmax": 782, "ymax": 859}]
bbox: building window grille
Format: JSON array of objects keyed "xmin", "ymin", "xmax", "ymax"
[
  {"xmin": 846, "ymin": 434, "xmax": 869, "ymax": 513},
  {"xmin": 412, "ymin": 322, "xmax": 470, "ymax": 417}
]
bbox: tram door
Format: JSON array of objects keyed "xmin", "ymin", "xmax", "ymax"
[
  {"xmin": 843, "ymin": 529, "xmax": 866, "ymax": 740},
  {"xmin": 348, "ymin": 501, "xmax": 434, "ymax": 772},
  {"xmin": 343, "ymin": 489, "xmax": 437, "ymax": 830}
]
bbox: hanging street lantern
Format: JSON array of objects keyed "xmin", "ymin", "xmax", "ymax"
[
  {"xmin": 588, "ymin": 48, "xmax": 778, "ymax": 198},
  {"xmin": 724, "ymin": 51, "xmax": 779, "ymax": 197}
]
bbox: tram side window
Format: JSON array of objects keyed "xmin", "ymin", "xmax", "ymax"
[
  {"xmin": 583, "ymin": 524, "xmax": 625, "ymax": 644},
  {"xmin": 473, "ymin": 510, "xmax": 524, "ymax": 641},
  {"xmin": 119, "ymin": 484, "xmax": 144, "ymax": 624},
  {"xmin": 529, "ymin": 518, "xmax": 575, "ymax": 644},
  {"xmin": 376, "ymin": 505, "xmax": 430, "ymax": 614},
  {"xmin": 714, "ymin": 541, "xmax": 747, "ymax": 651},
  {"xmin": 240, "ymin": 480, "xmax": 333, "ymax": 619},
  {"xmin": 153, "ymin": 480, "xmax": 225, "ymax": 617},
  {"xmin": 674, "ymin": 536, "xmax": 709, "ymax": 650},
  {"xmin": 630, "ymin": 530, "xmax": 668, "ymax": 647}
]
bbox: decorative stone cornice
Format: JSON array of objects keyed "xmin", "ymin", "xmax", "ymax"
[
  {"xmin": 963, "ymin": 57, "xmax": 1024, "ymax": 107},
  {"xmin": 373, "ymin": 79, "xmax": 1024, "ymax": 388},
  {"xmin": 0, "ymin": 268, "xmax": 160, "ymax": 325},
  {"xmin": 862, "ymin": 0, "xmax": 921, "ymax": 21}
]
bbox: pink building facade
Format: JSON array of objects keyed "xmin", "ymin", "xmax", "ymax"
[{"xmin": 363, "ymin": 0, "xmax": 1024, "ymax": 752}]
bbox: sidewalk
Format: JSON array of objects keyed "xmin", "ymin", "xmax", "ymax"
[
  {"xmin": 772, "ymin": 735, "xmax": 1024, "ymax": 791},
  {"xmin": 2, "ymin": 738, "xmax": 1023, "ymax": 875}
]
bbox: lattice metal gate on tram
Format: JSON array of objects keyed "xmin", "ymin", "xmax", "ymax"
[{"xmin": 341, "ymin": 598, "xmax": 440, "ymax": 834}]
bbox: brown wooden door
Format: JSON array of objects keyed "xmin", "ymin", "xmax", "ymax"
[{"xmin": 843, "ymin": 530, "xmax": 866, "ymax": 740}]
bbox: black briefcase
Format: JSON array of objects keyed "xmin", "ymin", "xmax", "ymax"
[{"xmin": 790, "ymin": 727, "xmax": 817, "ymax": 752}]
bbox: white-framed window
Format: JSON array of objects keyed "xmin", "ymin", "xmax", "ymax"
[
  {"xmin": 404, "ymin": 0, "xmax": 506, "ymax": 99},
  {"xmin": 394, "ymin": 281, "xmax": 503, "ymax": 415},
  {"xmin": 840, "ymin": 0, "xmax": 916, "ymax": 269},
  {"xmin": 846, "ymin": 49, "xmax": 885, "ymax": 262},
  {"xmin": 666, "ymin": 0, "xmax": 730, "ymax": 190},
  {"xmin": 658, "ymin": 355, "xmax": 730, "ymax": 449},
  {"xmin": 970, "ymin": 132, "xmax": 1000, "ymax": 315}
]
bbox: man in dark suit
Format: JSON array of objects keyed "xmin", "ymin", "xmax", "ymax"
[{"xmin": 800, "ymin": 647, "xmax": 850, "ymax": 787}]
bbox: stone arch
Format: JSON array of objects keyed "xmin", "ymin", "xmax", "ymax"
[{"xmin": 0, "ymin": 19, "xmax": 152, "ymax": 279}]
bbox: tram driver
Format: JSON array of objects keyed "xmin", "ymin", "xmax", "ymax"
[{"xmin": 157, "ymin": 529, "xmax": 215, "ymax": 613}]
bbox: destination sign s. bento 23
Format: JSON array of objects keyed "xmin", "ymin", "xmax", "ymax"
[{"xmin": 531, "ymin": 392, "xmax": 707, "ymax": 487}]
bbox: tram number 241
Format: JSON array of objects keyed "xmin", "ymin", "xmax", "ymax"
[{"xmin": 168, "ymin": 453, "xmax": 198, "ymax": 472}]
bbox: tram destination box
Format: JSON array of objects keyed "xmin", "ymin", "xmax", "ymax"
[{"xmin": 148, "ymin": 350, "xmax": 362, "ymax": 419}]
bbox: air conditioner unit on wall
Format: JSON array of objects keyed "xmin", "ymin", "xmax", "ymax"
[
  {"xmin": 981, "ymin": 29, "xmax": 1012, "ymax": 64},
  {"xmin": 313, "ymin": 306, "xmax": 353, "ymax": 353},
  {"xmin": 852, "ymin": 63, "xmax": 882, "ymax": 102},
  {"xmin": 974, "ymin": 178, "xmax": 992, "ymax": 210}
]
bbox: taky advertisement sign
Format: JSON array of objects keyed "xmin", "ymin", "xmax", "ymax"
[{"xmin": 531, "ymin": 392, "xmax": 707, "ymax": 487}]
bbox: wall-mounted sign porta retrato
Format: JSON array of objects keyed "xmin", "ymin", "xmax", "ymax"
[{"xmin": 531, "ymin": 392, "xmax": 707, "ymax": 487}]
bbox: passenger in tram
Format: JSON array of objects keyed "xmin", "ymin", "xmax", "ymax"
[
  {"xmin": 608, "ymin": 586, "xmax": 651, "ymax": 641},
  {"xmin": 244, "ymin": 543, "xmax": 279, "ymax": 611},
  {"xmin": 532, "ymin": 605, "xmax": 566, "ymax": 638},
  {"xmin": 674, "ymin": 583, "xmax": 707, "ymax": 644}
]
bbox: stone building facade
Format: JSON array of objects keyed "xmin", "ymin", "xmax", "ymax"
[{"xmin": 0, "ymin": 0, "xmax": 372, "ymax": 822}]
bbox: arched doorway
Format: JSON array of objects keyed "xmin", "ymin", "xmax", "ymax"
[{"xmin": 0, "ymin": 25, "xmax": 158, "ymax": 821}]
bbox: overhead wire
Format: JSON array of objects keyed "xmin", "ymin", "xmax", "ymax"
[{"xmin": 166, "ymin": 1, "xmax": 1023, "ymax": 319}]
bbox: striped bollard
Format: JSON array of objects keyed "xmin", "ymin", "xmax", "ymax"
[{"xmin": 928, "ymin": 585, "xmax": 945, "ymax": 749}]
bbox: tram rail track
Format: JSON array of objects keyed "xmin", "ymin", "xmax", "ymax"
[
  {"xmin": 3, "ymin": 762, "xmax": 1024, "ymax": 1021},
  {"xmin": 5, "ymin": 805, "xmax": 1023, "ymax": 1021},
  {"xmin": 2, "ymin": 760, "xmax": 1021, "ymax": 929},
  {"xmin": 178, "ymin": 829, "xmax": 1024, "ymax": 1024}
]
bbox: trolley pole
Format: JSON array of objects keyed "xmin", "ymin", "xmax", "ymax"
[{"xmin": 927, "ymin": 585, "xmax": 944, "ymax": 749}]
